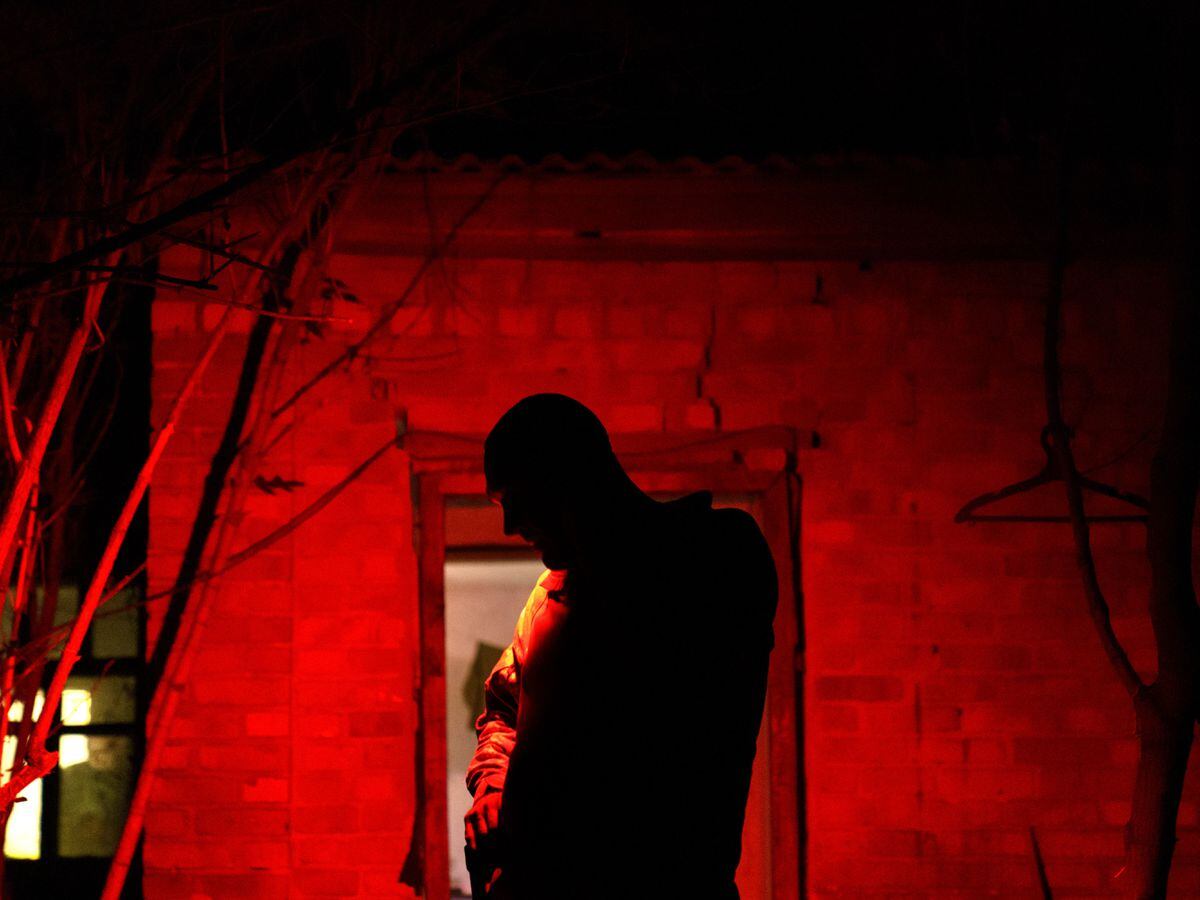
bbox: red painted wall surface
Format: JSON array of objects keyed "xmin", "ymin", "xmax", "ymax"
[{"xmin": 145, "ymin": 163, "xmax": 1197, "ymax": 897}]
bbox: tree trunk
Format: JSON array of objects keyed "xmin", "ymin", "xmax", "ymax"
[
  {"xmin": 1123, "ymin": 267, "xmax": 1200, "ymax": 898},
  {"xmin": 1126, "ymin": 692, "xmax": 1194, "ymax": 898},
  {"xmin": 1123, "ymin": 7, "xmax": 1200, "ymax": 879}
]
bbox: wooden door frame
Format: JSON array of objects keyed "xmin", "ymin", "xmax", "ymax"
[{"xmin": 409, "ymin": 429, "xmax": 806, "ymax": 900}]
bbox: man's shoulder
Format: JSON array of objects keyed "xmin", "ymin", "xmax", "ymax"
[
  {"xmin": 704, "ymin": 507, "xmax": 777, "ymax": 601},
  {"xmin": 705, "ymin": 506, "xmax": 769, "ymax": 560},
  {"xmin": 709, "ymin": 504, "xmax": 761, "ymax": 537},
  {"xmin": 515, "ymin": 571, "xmax": 560, "ymax": 632},
  {"xmin": 535, "ymin": 569, "xmax": 566, "ymax": 593},
  {"xmin": 656, "ymin": 501, "xmax": 772, "ymax": 583}
]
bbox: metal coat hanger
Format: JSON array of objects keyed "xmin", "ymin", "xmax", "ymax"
[{"xmin": 954, "ymin": 425, "xmax": 1150, "ymax": 524}]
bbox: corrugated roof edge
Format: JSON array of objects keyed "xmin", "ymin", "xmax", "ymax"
[
  {"xmin": 379, "ymin": 151, "xmax": 1163, "ymax": 183},
  {"xmin": 382, "ymin": 150, "xmax": 969, "ymax": 176}
]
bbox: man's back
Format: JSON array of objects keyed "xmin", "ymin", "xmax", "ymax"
[{"xmin": 485, "ymin": 492, "xmax": 778, "ymax": 898}]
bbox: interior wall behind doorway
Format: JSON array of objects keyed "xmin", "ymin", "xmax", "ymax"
[{"xmin": 444, "ymin": 556, "xmax": 545, "ymax": 896}]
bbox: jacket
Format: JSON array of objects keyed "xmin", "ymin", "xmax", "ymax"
[
  {"xmin": 466, "ymin": 569, "xmax": 564, "ymax": 802},
  {"xmin": 465, "ymin": 492, "xmax": 777, "ymax": 899}
]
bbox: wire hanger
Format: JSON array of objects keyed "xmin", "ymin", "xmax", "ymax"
[{"xmin": 954, "ymin": 426, "xmax": 1150, "ymax": 524}]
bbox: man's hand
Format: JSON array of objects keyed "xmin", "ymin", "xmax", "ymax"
[{"xmin": 465, "ymin": 791, "xmax": 502, "ymax": 852}]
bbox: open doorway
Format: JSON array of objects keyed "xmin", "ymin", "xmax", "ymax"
[
  {"xmin": 414, "ymin": 464, "xmax": 802, "ymax": 900},
  {"xmin": 444, "ymin": 553, "xmax": 543, "ymax": 896}
]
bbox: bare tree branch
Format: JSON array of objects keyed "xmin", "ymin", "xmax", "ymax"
[
  {"xmin": 1041, "ymin": 170, "xmax": 1145, "ymax": 701},
  {"xmin": 270, "ymin": 171, "xmax": 506, "ymax": 419},
  {"xmin": 0, "ymin": 269, "xmax": 109, "ymax": 593},
  {"xmin": 0, "ymin": 8, "xmax": 502, "ymax": 302},
  {"xmin": 0, "ymin": 299, "xmax": 232, "ymax": 812}
]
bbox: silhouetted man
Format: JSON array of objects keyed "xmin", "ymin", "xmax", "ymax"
[{"xmin": 465, "ymin": 394, "xmax": 777, "ymax": 899}]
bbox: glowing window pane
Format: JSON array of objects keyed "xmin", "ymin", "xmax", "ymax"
[
  {"xmin": 58, "ymin": 735, "xmax": 133, "ymax": 857},
  {"xmin": 61, "ymin": 689, "xmax": 91, "ymax": 727},
  {"xmin": 92, "ymin": 588, "xmax": 139, "ymax": 658},
  {"xmin": 2, "ymin": 586, "xmax": 81, "ymax": 661},
  {"xmin": 65, "ymin": 676, "xmax": 135, "ymax": 724},
  {"xmin": 6, "ymin": 690, "xmax": 45, "ymax": 724},
  {"xmin": 59, "ymin": 734, "xmax": 90, "ymax": 769},
  {"xmin": 2, "ymin": 736, "xmax": 41, "ymax": 859},
  {"xmin": 47, "ymin": 585, "xmax": 80, "ymax": 661}
]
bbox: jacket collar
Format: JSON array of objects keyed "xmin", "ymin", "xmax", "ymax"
[{"xmin": 537, "ymin": 569, "xmax": 568, "ymax": 593}]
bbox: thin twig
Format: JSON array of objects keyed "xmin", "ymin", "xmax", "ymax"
[
  {"xmin": 0, "ymin": 264, "xmax": 109, "ymax": 597},
  {"xmin": 0, "ymin": 487, "xmax": 38, "ymax": 768},
  {"xmin": 153, "ymin": 227, "xmax": 277, "ymax": 277},
  {"xmin": 137, "ymin": 281, "xmax": 351, "ymax": 323},
  {"xmin": 6, "ymin": 431, "xmax": 400, "ymax": 681},
  {"xmin": 0, "ymin": 301, "xmax": 232, "ymax": 810},
  {"xmin": 80, "ymin": 264, "xmax": 220, "ymax": 290},
  {"xmin": 270, "ymin": 172, "xmax": 506, "ymax": 420},
  {"xmin": 105, "ymin": 165, "xmax": 365, "ymax": 899},
  {"xmin": 143, "ymin": 162, "xmax": 340, "ymax": 683},
  {"xmin": 0, "ymin": 345, "xmax": 23, "ymax": 465},
  {"xmin": 204, "ymin": 435, "xmax": 397, "ymax": 581},
  {"xmin": 3, "ymin": 564, "xmax": 146, "ymax": 676},
  {"xmin": 1029, "ymin": 827, "xmax": 1054, "ymax": 900},
  {"xmin": 1042, "ymin": 154, "xmax": 1145, "ymax": 701},
  {"xmin": 0, "ymin": 8, "xmax": 503, "ymax": 302}
]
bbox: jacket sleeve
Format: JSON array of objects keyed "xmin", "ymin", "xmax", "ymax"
[{"xmin": 465, "ymin": 577, "xmax": 548, "ymax": 801}]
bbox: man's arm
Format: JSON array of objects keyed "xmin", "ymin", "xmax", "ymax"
[{"xmin": 464, "ymin": 577, "xmax": 548, "ymax": 850}]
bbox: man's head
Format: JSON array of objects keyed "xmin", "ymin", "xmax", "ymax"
[{"xmin": 484, "ymin": 394, "xmax": 624, "ymax": 569}]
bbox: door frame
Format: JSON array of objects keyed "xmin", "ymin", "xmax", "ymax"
[{"xmin": 408, "ymin": 429, "xmax": 806, "ymax": 900}]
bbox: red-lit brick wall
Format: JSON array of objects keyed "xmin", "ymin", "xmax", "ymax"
[{"xmin": 146, "ymin": 164, "xmax": 1198, "ymax": 897}]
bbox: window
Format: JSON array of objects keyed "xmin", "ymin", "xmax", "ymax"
[{"xmin": 3, "ymin": 584, "xmax": 143, "ymax": 894}]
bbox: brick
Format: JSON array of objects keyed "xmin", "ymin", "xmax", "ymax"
[
  {"xmin": 1013, "ymin": 737, "xmax": 1115, "ymax": 767},
  {"xmin": 292, "ymin": 804, "xmax": 360, "ymax": 834},
  {"xmin": 606, "ymin": 305, "xmax": 644, "ymax": 337},
  {"xmin": 293, "ymin": 868, "xmax": 360, "ymax": 896},
  {"xmin": 197, "ymin": 874, "xmax": 290, "ymax": 900},
  {"xmin": 348, "ymin": 712, "xmax": 407, "ymax": 737},
  {"xmin": 203, "ymin": 616, "xmax": 292, "ymax": 647},
  {"xmin": 195, "ymin": 645, "xmax": 291, "ymax": 675},
  {"xmin": 937, "ymin": 644, "xmax": 1033, "ymax": 671},
  {"xmin": 145, "ymin": 808, "xmax": 191, "ymax": 839},
  {"xmin": 195, "ymin": 807, "xmax": 289, "ymax": 836},
  {"xmin": 197, "ymin": 742, "xmax": 289, "ymax": 772},
  {"xmin": 361, "ymin": 737, "xmax": 409, "ymax": 767},
  {"xmin": 815, "ymin": 676, "xmax": 906, "ymax": 702},
  {"xmin": 362, "ymin": 866, "xmax": 417, "ymax": 894},
  {"xmin": 158, "ymin": 744, "xmax": 193, "ymax": 769},
  {"xmin": 295, "ymin": 713, "xmax": 346, "ymax": 738},
  {"xmin": 167, "ymin": 713, "xmax": 244, "ymax": 740},
  {"xmin": 553, "ymin": 306, "xmax": 596, "ymax": 337},
  {"xmin": 142, "ymin": 838, "xmax": 206, "ymax": 869},
  {"xmin": 246, "ymin": 711, "xmax": 290, "ymax": 737},
  {"xmin": 921, "ymin": 705, "xmax": 964, "ymax": 733},
  {"xmin": 497, "ymin": 306, "xmax": 540, "ymax": 337},
  {"xmin": 602, "ymin": 402, "xmax": 662, "ymax": 432},
  {"xmin": 294, "ymin": 772, "xmax": 373, "ymax": 807},
  {"xmin": 153, "ymin": 774, "xmax": 244, "ymax": 806},
  {"xmin": 612, "ymin": 338, "xmax": 704, "ymax": 371},
  {"xmin": 243, "ymin": 777, "xmax": 289, "ymax": 803},
  {"xmin": 665, "ymin": 305, "xmax": 710, "ymax": 339},
  {"xmin": 191, "ymin": 676, "xmax": 291, "ymax": 705}
]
